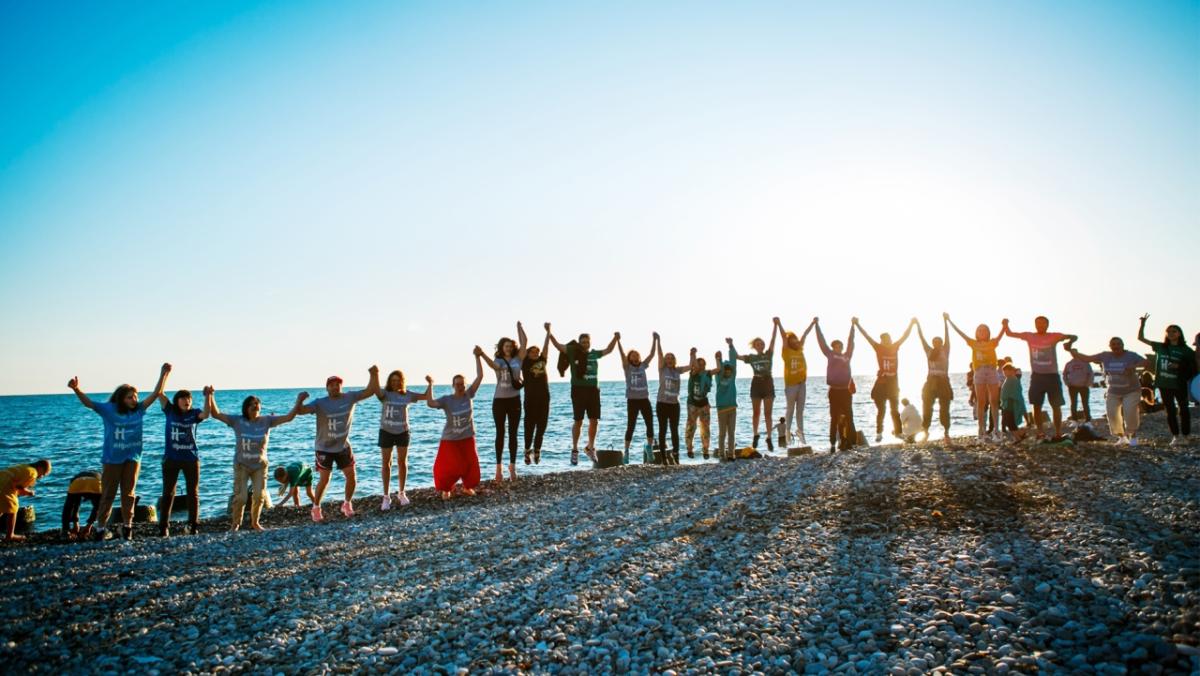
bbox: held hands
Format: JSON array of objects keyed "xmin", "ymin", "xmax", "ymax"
[
  {"xmin": 653, "ymin": 331, "xmax": 660, "ymax": 340},
  {"xmin": 203, "ymin": 385, "xmax": 214, "ymax": 396},
  {"xmin": 690, "ymin": 347, "xmax": 697, "ymax": 355},
  {"xmin": 296, "ymin": 392, "xmax": 309, "ymax": 404},
  {"xmin": 614, "ymin": 331, "xmax": 621, "ymax": 340},
  {"xmin": 772, "ymin": 316, "xmax": 781, "ymax": 325},
  {"xmin": 1002, "ymin": 318, "xmax": 1010, "ymax": 328},
  {"xmin": 942, "ymin": 312, "xmax": 950, "ymax": 321},
  {"xmin": 473, "ymin": 345, "xmax": 484, "ymax": 357},
  {"xmin": 161, "ymin": 363, "xmax": 172, "ymax": 376},
  {"xmin": 368, "ymin": 365, "xmax": 379, "ymax": 376},
  {"xmin": 425, "ymin": 375, "xmax": 434, "ymax": 384},
  {"xmin": 544, "ymin": 322, "xmax": 551, "ymax": 331}
]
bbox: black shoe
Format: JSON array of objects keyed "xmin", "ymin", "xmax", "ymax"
[
  {"xmin": 752, "ymin": 434, "xmax": 760, "ymax": 449},
  {"xmin": 570, "ymin": 449, "xmax": 579, "ymax": 466},
  {"xmin": 120, "ymin": 524, "xmax": 134, "ymax": 541},
  {"xmin": 524, "ymin": 449, "xmax": 532, "ymax": 465},
  {"xmin": 766, "ymin": 436, "xmax": 774, "ymax": 452}
]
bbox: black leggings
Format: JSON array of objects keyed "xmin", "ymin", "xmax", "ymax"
[
  {"xmin": 922, "ymin": 376, "xmax": 952, "ymax": 433},
  {"xmin": 1161, "ymin": 387, "xmax": 1191, "ymax": 436},
  {"xmin": 656, "ymin": 401, "xmax": 680, "ymax": 453},
  {"xmin": 161, "ymin": 459, "xmax": 200, "ymax": 530},
  {"xmin": 1068, "ymin": 385, "xmax": 1091, "ymax": 421},
  {"xmin": 524, "ymin": 396, "xmax": 549, "ymax": 450},
  {"xmin": 493, "ymin": 397, "xmax": 521, "ymax": 463},
  {"xmin": 62, "ymin": 492, "xmax": 101, "ymax": 533},
  {"xmin": 626, "ymin": 399, "xmax": 654, "ymax": 445},
  {"xmin": 828, "ymin": 389, "xmax": 855, "ymax": 450}
]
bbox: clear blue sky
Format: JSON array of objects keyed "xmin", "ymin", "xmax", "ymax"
[{"xmin": 1, "ymin": 0, "xmax": 1197, "ymax": 395}]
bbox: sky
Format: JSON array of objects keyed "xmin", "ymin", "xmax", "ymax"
[{"xmin": 0, "ymin": 0, "xmax": 1197, "ymax": 396}]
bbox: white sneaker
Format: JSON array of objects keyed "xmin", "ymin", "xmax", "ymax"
[
  {"xmin": 341, "ymin": 500, "xmax": 354, "ymax": 517},
  {"xmin": 1128, "ymin": 437, "xmax": 1139, "ymax": 448},
  {"xmin": 397, "ymin": 492, "xmax": 410, "ymax": 507},
  {"xmin": 380, "ymin": 495, "xmax": 392, "ymax": 511},
  {"xmin": 1169, "ymin": 436, "xmax": 1180, "ymax": 447},
  {"xmin": 1115, "ymin": 436, "xmax": 1129, "ymax": 446}
]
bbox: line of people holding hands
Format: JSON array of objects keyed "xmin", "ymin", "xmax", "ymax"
[{"xmin": 1, "ymin": 314, "xmax": 1192, "ymax": 542}]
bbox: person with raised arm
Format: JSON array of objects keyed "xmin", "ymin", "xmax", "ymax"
[
  {"xmin": 547, "ymin": 326, "xmax": 620, "ymax": 464},
  {"xmin": 478, "ymin": 323, "xmax": 528, "ymax": 482},
  {"xmin": 915, "ymin": 315, "xmax": 954, "ymax": 443},
  {"xmin": 522, "ymin": 326, "xmax": 553, "ymax": 465},
  {"xmin": 155, "ymin": 387, "xmax": 211, "ymax": 536},
  {"xmin": 428, "ymin": 352, "xmax": 485, "ymax": 499},
  {"xmin": 776, "ymin": 317, "xmax": 816, "ymax": 447},
  {"xmin": 375, "ymin": 369, "xmax": 431, "ymax": 510},
  {"xmin": 619, "ymin": 333, "xmax": 657, "ymax": 463},
  {"xmin": 815, "ymin": 319, "xmax": 857, "ymax": 453},
  {"xmin": 714, "ymin": 340, "xmax": 740, "ymax": 461},
  {"xmin": 207, "ymin": 388, "xmax": 307, "ymax": 531},
  {"xmin": 1063, "ymin": 349, "xmax": 1095, "ymax": 423},
  {"xmin": 1001, "ymin": 316, "xmax": 1077, "ymax": 441},
  {"xmin": 853, "ymin": 317, "xmax": 917, "ymax": 443},
  {"xmin": 685, "ymin": 349, "xmax": 720, "ymax": 459},
  {"xmin": 654, "ymin": 332, "xmax": 690, "ymax": 464},
  {"xmin": 1066, "ymin": 337, "xmax": 1150, "ymax": 446},
  {"xmin": 68, "ymin": 363, "xmax": 171, "ymax": 541},
  {"xmin": 737, "ymin": 319, "xmax": 780, "ymax": 451},
  {"xmin": 947, "ymin": 315, "xmax": 1004, "ymax": 441},
  {"xmin": 296, "ymin": 366, "xmax": 381, "ymax": 522},
  {"xmin": 1137, "ymin": 315, "xmax": 1195, "ymax": 445}
]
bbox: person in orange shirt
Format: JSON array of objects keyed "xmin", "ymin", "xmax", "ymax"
[{"xmin": 1, "ymin": 459, "xmax": 52, "ymax": 541}]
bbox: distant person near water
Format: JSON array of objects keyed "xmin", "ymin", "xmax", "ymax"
[
  {"xmin": 297, "ymin": 367, "xmax": 381, "ymax": 522},
  {"xmin": 915, "ymin": 315, "xmax": 954, "ymax": 443},
  {"xmin": 427, "ymin": 351, "xmax": 485, "ymax": 500},
  {"xmin": 376, "ymin": 369, "xmax": 430, "ymax": 510},
  {"xmin": 478, "ymin": 323, "xmax": 528, "ymax": 483},
  {"xmin": 1138, "ymin": 315, "xmax": 1195, "ymax": 445},
  {"xmin": 947, "ymin": 316, "xmax": 1004, "ymax": 441},
  {"xmin": 1067, "ymin": 337, "xmax": 1149, "ymax": 446},
  {"xmin": 207, "ymin": 388, "xmax": 308, "ymax": 531},
  {"xmin": 547, "ymin": 326, "xmax": 618, "ymax": 465},
  {"xmin": 522, "ymin": 328, "xmax": 553, "ymax": 465},
  {"xmin": 776, "ymin": 317, "xmax": 815, "ymax": 447},
  {"xmin": 1002, "ymin": 316, "xmax": 1077, "ymax": 440},
  {"xmin": 815, "ymin": 318, "xmax": 857, "ymax": 453},
  {"xmin": 619, "ymin": 333, "xmax": 657, "ymax": 463},
  {"xmin": 68, "ymin": 362, "xmax": 171, "ymax": 541},
  {"xmin": 156, "ymin": 387, "xmax": 210, "ymax": 536},
  {"xmin": 853, "ymin": 317, "xmax": 916, "ymax": 443},
  {"xmin": 1, "ymin": 459, "xmax": 51, "ymax": 541},
  {"xmin": 1063, "ymin": 350, "xmax": 1095, "ymax": 422},
  {"xmin": 737, "ymin": 319, "xmax": 779, "ymax": 452},
  {"xmin": 654, "ymin": 332, "xmax": 690, "ymax": 464}
]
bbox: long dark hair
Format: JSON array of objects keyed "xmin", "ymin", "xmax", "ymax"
[
  {"xmin": 241, "ymin": 395, "xmax": 261, "ymax": 418},
  {"xmin": 172, "ymin": 390, "xmax": 192, "ymax": 416},
  {"xmin": 109, "ymin": 384, "xmax": 137, "ymax": 414},
  {"xmin": 385, "ymin": 370, "xmax": 406, "ymax": 393},
  {"xmin": 495, "ymin": 337, "xmax": 515, "ymax": 360},
  {"xmin": 1164, "ymin": 324, "xmax": 1186, "ymax": 347}
]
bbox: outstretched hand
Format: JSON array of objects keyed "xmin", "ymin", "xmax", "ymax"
[
  {"xmin": 296, "ymin": 392, "xmax": 309, "ymax": 403},
  {"xmin": 425, "ymin": 375, "xmax": 434, "ymax": 384},
  {"xmin": 544, "ymin": 322, "xmax": 551, "ymax": 331},
  {"xmin": 202, "ymin": 385, "xmax": 214, "ymax": 396},
  {"xmin": 161, "ymin": 363, "xmax": 172, "ymax": 375},
  {"xmin": 1139, "ymin": 313, "xmax": 1149, "ymax": 323},
  {"xmin": 851, "ymin": 316, "xmax": 859, "ymax": 324},
  {"xmin": 473, "ymin": 345, "xmax": 484, "ymax": 357},
  {"xmin": 942, "ymin": 312, "xmax": 950, "ymax": 321},
  {"xmin": 725, "ymin": 337, "xmax": 733, "ymax": 345},
  {"xmin": 68, "ymin": 376, "xmax": 79, "ymax": 390}
]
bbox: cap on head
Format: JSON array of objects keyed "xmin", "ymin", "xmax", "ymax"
[{"xmin": 326, "ymin": 375, "xmax": 343, "ymax": 385}]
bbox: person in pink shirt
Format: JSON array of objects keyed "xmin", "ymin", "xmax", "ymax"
[{"xmin": 1002, "ymin": 316, "xmax": 1076, "ymax": 440}]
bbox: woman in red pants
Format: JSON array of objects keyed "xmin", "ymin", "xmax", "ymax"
[{"xmin": 428, "ymin": 349, "xmax": 485, "ymax": 499}]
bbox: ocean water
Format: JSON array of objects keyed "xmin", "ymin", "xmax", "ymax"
[{"xmin": 0, "ymin": 375, "xmax": 1109, "ymax": 530}]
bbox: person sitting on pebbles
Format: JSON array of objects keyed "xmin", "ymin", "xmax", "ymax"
[
  {"xmin": 274, "ymin": 461, "xmax": 317, "ymax": 508},
  {"xmin": 1, "ymin": 459, "xmax": 51, "ymax": 541}
]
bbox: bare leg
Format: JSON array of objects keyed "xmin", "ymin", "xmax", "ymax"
[
  {"xmin": 587, "ymin": 418, "xmax": 599, "ymax": 449},
  {"xmin": 343, "ymin": 465, "xmax": 357, "ymax": 502},
  {"xmin": 380, "ymin": 446, "xmax": 393, "ymax": 497},
  {"xmin": 571, "ymin": 420, "xmax": 583, "ymax": 451},
  {"xmin": 396, "ymin": 447, "xmax": 409, "ymax": 493},
  {"xmin": 313, "ymin": 467, "xmax": 333, "ymax": 506}
]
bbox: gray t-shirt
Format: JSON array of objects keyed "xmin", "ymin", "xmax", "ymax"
[
  {"xmin": 926, "ymin": 345, "xmax": 950, "ymax": 378},
  {"xmin": 312, "ymin": 394, "xmax": 360, "ymax": 452},
  {"xmin": 434, "ymin": 392, "xmax": 477, "ymax": 441},
  {"xmin": 493, "ymin": 357, "xmax": 523, "ymax": 399},
  {"xmin": 625, "ymin": 363, "xmax": 650, "ymax": 400},
  {"xmin": 657, "ymin": 366, "xmax": 687, "ymax": 403},
  {"xmin": 380, "ymin": 391, "xmax": 421, "ymax": 434},
  {"xmin": 231, "ymin": 415, "xmax": 281, "ymax": 470},
  {"xmin": 1097, "ymin": 351, "xmax": 1144, "ymax": 396}
]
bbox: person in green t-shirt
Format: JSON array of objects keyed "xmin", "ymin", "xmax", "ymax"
[
  {"xmin": 1137, "ymin": 314, "xmax": 1195, "ymax": 444},
  {"xmin": 547, "ymin": 324, "xmax": 619, "ymax": 465},
  {"xmin": 274, "ymin": 462, "xmax": 317, "ymax": 507}
]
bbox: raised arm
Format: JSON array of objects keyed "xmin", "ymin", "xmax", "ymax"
[
  {"xmin": 158, "ymin": 393, "xmax": 170, "ymax": 412},
  {"xmin": 545, "ymin": 323, "xmax": 566, "ymax": 352},
  {"xmin": 943, "ymin": 315, "xmax": 950, "ymax": 352},
  {"xmin": 687, "ymin": 346, "xmax": 696, "ymax": 372},
  {"xmin": 894, "ymin": 318, "xmax": 916, "ymax": 347},
  {"xmin": 647, "ymin": 333, "xmax": 659, "ymax": 366},
  {"xmin": 599, "ymin": 332, "xmax": 620, "ymax": 357},
  {"xmin": 67, "ymin": 377, "xmax": 97, "ymax": 410},
  {"xmin": 1001, "ymin": 318, "xmax": 1016, "ymax": 339},
  {"xmin": 851, "ymin": 318, "xmax": 878, "ymax": 349},
  {"xmin": 814, "ymin": 320, "xmax": 831, "ymax": 357},
  {"xmin": 197, "ymin": 385, "xmax": 211, "ymax": 421},
  {"xmin": 425, "ymin": 376, "xmax": 441, "ymax": 408},
  {"xmin": 140, "ymin": 363, "xmax": 172, "ymax": 412},
  {"xmin": 476, "ymin": 347, "xmax": 498, "ymax": 372},
  {"xmin": 516, "ymin": 321, "xmax": 528, "ymax": 361},
  {"xmin": 1066, "ymin": 345, "xmax": 1102, "ymax": 364},
  {"xmin": 767, "ymin": 317, "xmax": 779, "ymax": 354},
  {"xmin": 541, "ymin": 326, "xmax": 551, "ymax": 358},
  {"xmin": 269, "ymin": 392, "xmax": 310, "ymax": 427},
  {"xmin": 800, "ymin": 318, "xmax": 815, "ymax": 346},
  {"xmin": 845, "ymin": 324, "xmax": 856, "ymax": 358},
  {"xmin": 469, "ymin": 350, "xmax": 485, "ymax": 395},
  {"xmin": 654, "ymin": 332, "xmax": 664, "ymax": 369},
  {"xmin": 1137, "ymin": 314, "xmax": 1154, "ymax": 348},
  {"xmin": 205, "ymin": 387, "xmax": 235, "ymax": 426},
  {"xmin": 617, "ymin": 338, "xmax": 628, "ymax": 367},
  {"xmin": 915, "ymin": 319, "xmax": 931, "ymax": 352},
  {"xmin": 353, "ymin": 365, "xmax": 381, "ymax": 402},
  {"xmin": 946, "ymin": 315, "xmax": 974, "ymax": 345}
]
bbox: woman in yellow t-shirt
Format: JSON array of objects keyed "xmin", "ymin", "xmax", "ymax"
[
  {"xmin": 948, "ymin": 314, "xmax": 1005, "ymax": 440},
  {"xmin": 776, "ymin": 317, "xmax": 816, "ymax": 446}
]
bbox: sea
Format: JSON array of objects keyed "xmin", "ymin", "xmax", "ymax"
[{"xmin": 0, "ymin": 375, "xmax": 1109, "ymax": 531}]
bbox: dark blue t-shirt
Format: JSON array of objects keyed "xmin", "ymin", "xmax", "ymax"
[{"xmin": 163, "ymin": 408, "xmax": 203, "ymax": 462}]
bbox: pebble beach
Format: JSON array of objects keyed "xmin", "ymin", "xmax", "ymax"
[{"xmin": 1, "ymin": 412, "xmax": 1197, "ymax": 674}]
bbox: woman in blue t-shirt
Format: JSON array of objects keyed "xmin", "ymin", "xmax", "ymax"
[
  {"xmin": 155, "ymin": 387, "xmax": 211, "ymax": 536},
  {"xmin": 68, "ymin": 363, "xmax": 172, "ymax": 541}
]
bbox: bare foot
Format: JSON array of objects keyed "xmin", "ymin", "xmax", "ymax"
[
  {"xmin": 494, "ymin": 466, "xmax": 503, "ymax": 482},
  {"xmin": 508, "ymin": 463, "xmax": 517, "ymax": 481},
  {"xmin": 4, "ymin": 534, "xmax": 26, "ymax": 541},
  {"xmin": 230, "ymin": 526, "xmax": 240, "ymax": 532},
  {"xmin": 441, "ymin": 491, "xmax": 452, "ymax": 500},
  {"xmin": 463, "ymin": 488, "xmax": 476, "ymax": 496},
  {"xmin": 251, "ymin": 524, "xmax": 266, "ymax": 532}
]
